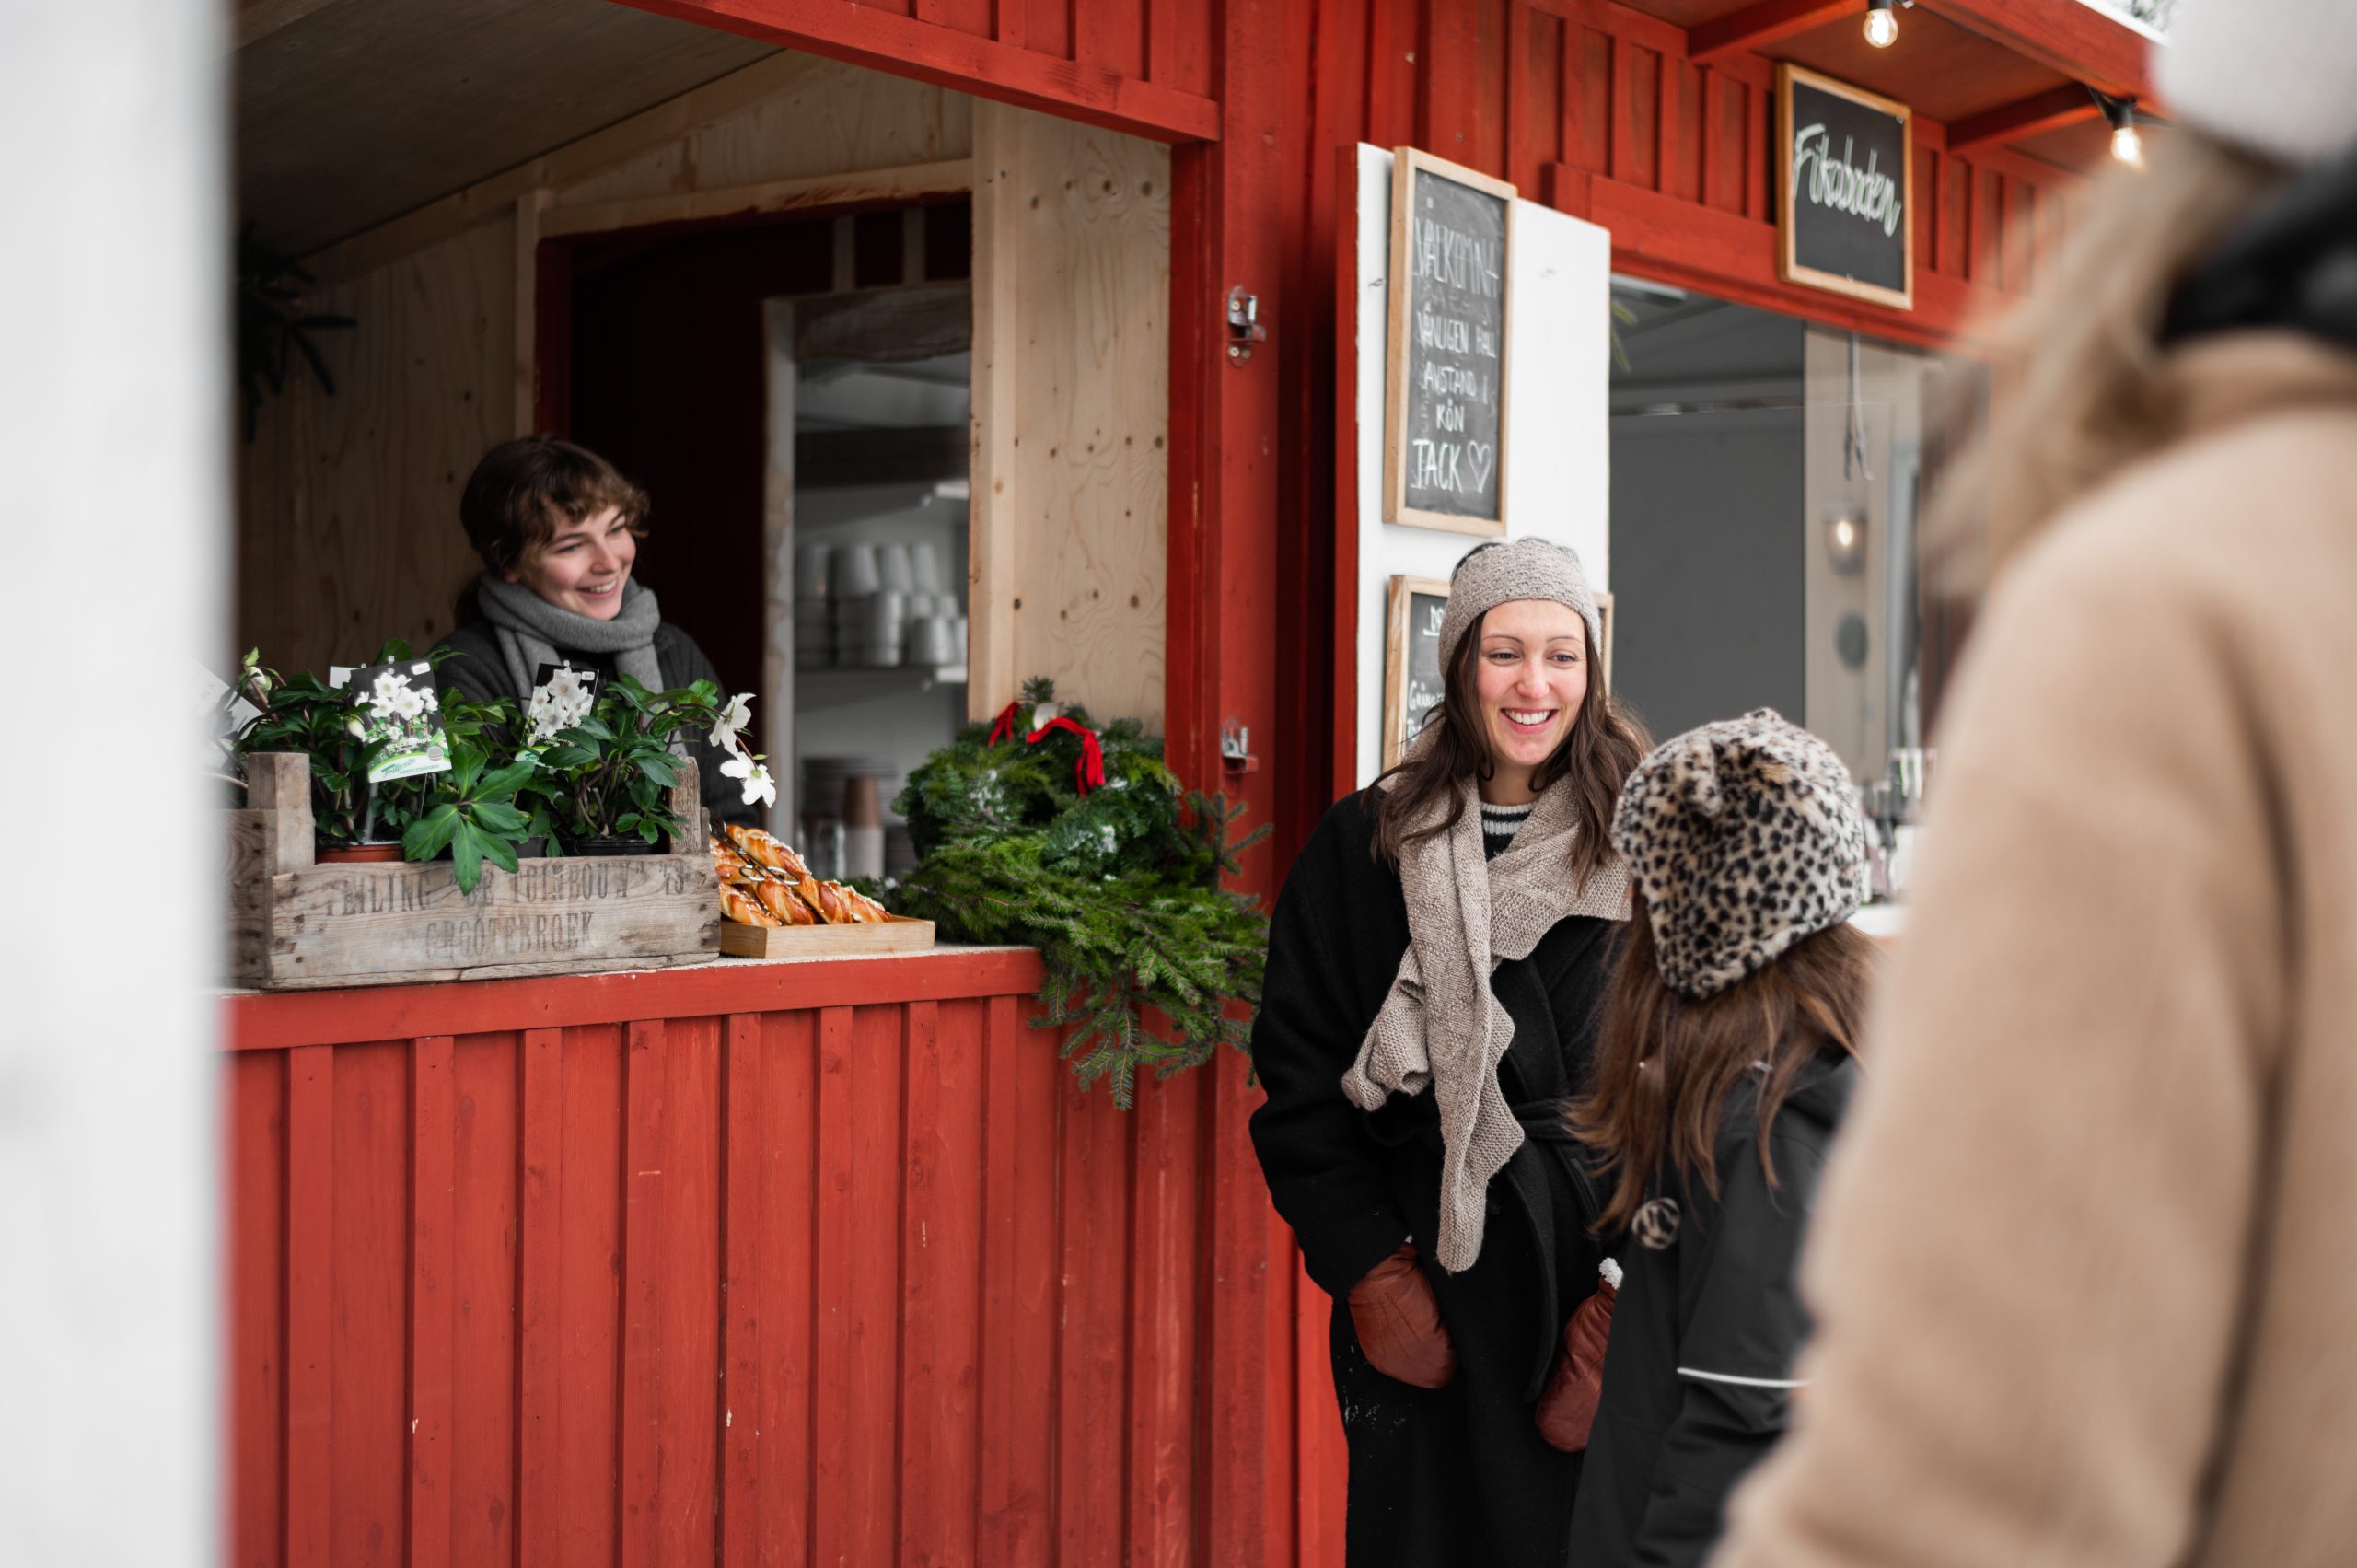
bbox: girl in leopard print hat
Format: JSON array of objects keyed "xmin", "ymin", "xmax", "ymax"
[{"xmin": 1565, "ymin": 709, "xmax": 1877, "ymax": 1567}]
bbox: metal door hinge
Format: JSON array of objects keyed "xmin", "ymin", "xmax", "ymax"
[
  {"xmin": 1221, "ymin": 721, "xmax": 1258, "ymax": 773},
  {"xmin": 1225, "ymin": 287, "xmax": 1267, "ymax": 364}
]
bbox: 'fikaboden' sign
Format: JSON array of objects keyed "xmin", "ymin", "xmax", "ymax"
[
  {"xmin": 1776, "ymin": 64, "xmax": 1914, "ymax": 311},
  {"xmin": 1386, "ymin": 147, "xmax": 1515, "ymax": 535}
]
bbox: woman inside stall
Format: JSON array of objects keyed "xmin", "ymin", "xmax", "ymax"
[
  {"xmin": 1248, "ymin": 536, "xmax": 1649, "ymax": 1565},
  {"xmin": 434, "ymin": 435, "xmax": 752, "ymax": 829}
]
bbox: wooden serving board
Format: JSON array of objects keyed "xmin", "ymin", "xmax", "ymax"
[{"xmin": 719, "ymin": 915, "xmax": 936, "ymax": 958}]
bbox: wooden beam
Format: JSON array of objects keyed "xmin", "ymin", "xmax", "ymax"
[
  {"xmin": 1946, "ymin": 84, "xmax": 2101, "ymax": 155},
  {"xmin": 533, "ymin": 159, "xmax": 972, "ymax": 238},
  {"xmin": 1913, "ymin": 0, "xmax": 2155, "ymax": 101},
  {"xmin": 1689, "ymin": 0, "xmax": 1860, "ymax": 68},
  {"xmin": 608, "ymin": 0, "xmax": 1222, "ymax": 144},
  {"xmin": 231, "ymin": 0, "xmax": 343, "ymax": 52},
  {"xmin": 794, "ymin": 280, "xmax": 972, "ymax": 362},
  {"xmin": 304, "ymin": 50, "xmax": 846, "ymax": 278},
  {"xmin": 1564, "ymin": 168, "xmax": 2017, "ymax": 352}
]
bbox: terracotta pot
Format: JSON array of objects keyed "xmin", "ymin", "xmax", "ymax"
[{"xmin": 318, "ymin": 842, "xmax": 403, "ymax": 864}]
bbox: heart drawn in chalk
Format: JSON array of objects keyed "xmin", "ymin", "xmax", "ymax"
[{"xmin": 1464, "ymin": 442, "xmax": 1495, "ymax": 495}]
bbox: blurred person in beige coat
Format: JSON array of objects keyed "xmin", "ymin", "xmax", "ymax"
[{"xmin": 1713, "ymin": 5, "xmax": 2357, "ymax": 1567}]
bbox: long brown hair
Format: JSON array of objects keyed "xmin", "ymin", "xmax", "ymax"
[
  {"xmin": 1931, "ymin": 132, "xmax": 2289, "ymax": 589},
  {"xmin": 1570, "ymin": 895, "xmax": 1876, "ymax": 1233},
  {"xmin": 1373, "ymin": 611, "xmax": 1650, "ymax": 889}
]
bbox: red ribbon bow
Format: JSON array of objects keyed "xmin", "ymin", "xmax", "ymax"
[
  {"xmin": 1028, "ymin": 715, "xmax": 1107, "ymax": 796},
  {"xmin": 985, "ymin": 703, "xmax": 1106, "ymax": 796}
]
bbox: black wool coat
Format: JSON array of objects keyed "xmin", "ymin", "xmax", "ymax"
[
  {"xmin": 1567, "ymin": 1050, "xmax": 1856, "ymax": 1568},
  {"xmin": 433, "ymin": 615, "xmax": 754, "ymax": 830},
  {"xmin": 1249, "ymin": 787, "xmax": 1620, "ymax": 1567}
]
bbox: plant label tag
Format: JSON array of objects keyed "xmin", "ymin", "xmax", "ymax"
[
  {"xmin": 348, "ymin": 658, "xmax": 452, "ymax": 783},
  {"xmin": 532, "ymin": 661, "xmax": 603, "ymax": 700}
]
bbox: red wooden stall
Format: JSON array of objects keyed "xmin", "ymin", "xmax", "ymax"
[
  {"xmin": 226, "ymin": 950, "xmax": 1251, "ymax": 1568},
  {"xmin": 223, "ymin": 3, "xmax": 2156, "ymax": 1563}
]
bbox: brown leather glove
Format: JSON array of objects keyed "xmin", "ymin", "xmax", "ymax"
[
  {"xmin": 1347, "ymin": 1243, "xmax": 1457, "ymax": 1389},
  {"xmin": 1534, "ymin": 1274, "xmax": 1618, "ymax": 1451}
]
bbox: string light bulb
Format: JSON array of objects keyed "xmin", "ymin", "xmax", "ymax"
[
  {"xmin": 1864, "ymin": 0, "xmax": 1899, "ymax": 48},
  {"xmin": 2094, "ymin": 91, "xmax": 2145, "ymax": 168}
]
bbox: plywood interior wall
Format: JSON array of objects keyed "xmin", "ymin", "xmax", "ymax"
[
  {"xmin": 237, "ymin": 215, "xmax": 516, "ymax": 669},
  {"xmin": 969, "ymin": 103, "xmax": 1171, "ymax": 729},
  {"xmin": 237, "ymin": 52, "xmax": 972, "ymax": 676}
]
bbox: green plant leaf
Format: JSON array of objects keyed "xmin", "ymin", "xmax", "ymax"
[
  {"xmin": 449, "ymin": 819, "xmax": 486, "ymax": 895},
  {"xmin": 479, "ymin": 761, "xmax": 535, "ymax": 798},
  {"xmin": 472, "ymin": 800, "xmax": 528, "ymax": 833},
  {"xmin": 403, "ymin": 804, "xmax": 462, "ymax": 861}
]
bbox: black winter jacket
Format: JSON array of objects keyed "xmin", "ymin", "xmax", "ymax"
[
  {"xmin": 432, "ymin": 615, "xmax": 753, "ymax": 830},
  {"xmin": 1567, "ymin": 1049, "xmax": 1857, "ymax": 1568},
  {"xmin": 1248, "ymin": 787, "xmax": 1618, "ymax": 1394}
]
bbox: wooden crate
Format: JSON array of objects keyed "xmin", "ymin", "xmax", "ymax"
[
  {"xmin": 226, "ymin": 752, "xmax": 720, "ymax": 990},
  {"xmin": 718, "ymin": 913, "xmax": 936, "ymax": 958}
]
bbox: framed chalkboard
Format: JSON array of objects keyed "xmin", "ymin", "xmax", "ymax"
[
  {"xmin": 1385, "ymin": 148, "xmax": 1515, "ymax": 536},
  {"xmin": 1383, "ymin": 576, "xmax": 1453, "ymax": 768},
  {"xmin": 1776, "ymin": 64, "xmax": 1913, "ymax": 311}
]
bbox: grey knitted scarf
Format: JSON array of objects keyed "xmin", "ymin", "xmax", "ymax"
[
  {"xmin": 474, "ymin": 575, "xmax": 666, "ymax": 699},
  {"xmin": 1342, "ymin": 768, "xmax": 1631, "ymax": 1273}
]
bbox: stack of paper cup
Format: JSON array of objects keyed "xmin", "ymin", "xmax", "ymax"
[
  {"xmin": 842, "ymin": 775, "xmax": 885, "ymax": 881},
  {"xmin": 794, "ymin": 541, "xmax": 831, "ymax": 669}
]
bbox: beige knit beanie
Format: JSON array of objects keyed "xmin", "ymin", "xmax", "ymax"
[
  {"xmin": 1435, "ymin": 538, "xmax": 1604, "ymax": 671},
  {"xmin": 2157, "ymin": 0, "xmax": 2357, "ymax": 167}
]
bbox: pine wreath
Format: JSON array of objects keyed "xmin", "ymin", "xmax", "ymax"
[{"xmin": 890, "ymin": 684, "xmax": 1270, "ymax": 1107}]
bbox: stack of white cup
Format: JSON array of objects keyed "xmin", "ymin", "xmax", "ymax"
[{"xmin": 795, "ymin": 541, "xmax": 831, "ymax": 669}]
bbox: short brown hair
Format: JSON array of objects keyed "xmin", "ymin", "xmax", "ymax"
[
  {"xmin": 1372, "ymin": 611, "xmax": 1651, "ymax": 891},
  {"xmin": 1570, "ymin": 897, "xmax": 1875, "ymax": 1234},
  {"xmin": 459, "ymin": 436, "xmax": 649, "ymax": 576}
]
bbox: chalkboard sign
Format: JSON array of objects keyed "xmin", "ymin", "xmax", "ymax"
[
  {"xmin": 1777, "ymin": 64, "xmax": 1913, "ymax": 311},
  {"xmin": 1385, "ymin": 148, "xmax": 1514, "ymax": 535},
  {"xmin": 1383, "ymin": 576, "xmax": 1453, "ymax": 768}
]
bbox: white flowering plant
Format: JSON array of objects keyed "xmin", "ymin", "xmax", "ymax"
[
  {"xmin": 230, "ymin": 648, "xmax": 766, "ymax": 887},
  {"xmin": 229, "ymin": 642, "xmax": 541, "ymax": 882},
  {"xmin": 517, "ymin": 672, "xmax": 762, "ymax": 850}
]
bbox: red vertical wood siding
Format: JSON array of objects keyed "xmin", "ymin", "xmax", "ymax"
[
  {"xmin": 1305, "ymin": 0, "xmax": 2074, "ymax": 366},
  {"xmin": 224, "ymin": 952, "xmax": 1282, "ymax": 1568},
  {"xmin": 1308, "ymin": 0, "xmax": 2086, "ymax": 820}
]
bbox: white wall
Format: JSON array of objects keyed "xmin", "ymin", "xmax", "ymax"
[
  {"xmin": 1351, "ymin": 144, "xmax": 1612, "ymax": 786},
  {"xmin": 1, "ymin": 4, "xmax": 221, "ymax": 1563}
]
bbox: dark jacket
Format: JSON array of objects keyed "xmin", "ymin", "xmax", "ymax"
[
  {"xmin": 1568, "ymin": 1049, "xmax": 1857, "ymax": 1568},
  {"xmin": 432, "ymin": 615, "xmax": 753, "ymax": 831},
  {"xmin": 1248, "ymin": 787, "xmax": 1620, "ymax": 1565}
]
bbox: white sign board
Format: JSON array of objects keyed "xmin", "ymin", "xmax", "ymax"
[{"xmin": 1352, "ymin": 143, "xmax": 1611, "ymax": 786}]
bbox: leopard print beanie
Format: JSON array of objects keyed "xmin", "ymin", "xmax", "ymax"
[{"xmin": 1610, "ymin": 709, "xmax": 1867, "ymax": 1001}]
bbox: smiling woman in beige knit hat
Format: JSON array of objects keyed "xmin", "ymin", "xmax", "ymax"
[
  {"xmin": 1713, "ymin": 5, "xmax": 2357, "ymax": 1566},
  {"xmin": 1248, "ymin": 536, "xmax": 1651, "ymax": 1565}
]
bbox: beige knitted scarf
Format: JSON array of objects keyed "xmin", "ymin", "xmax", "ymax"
[{"xmin": 1341, "ymin": 771, "xmax": 1631, "ymax": 1273}]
